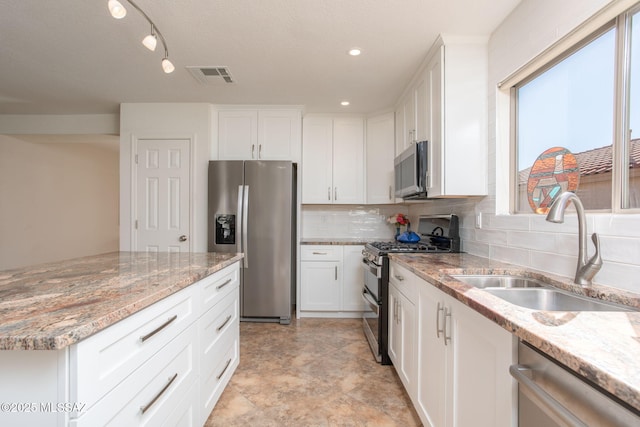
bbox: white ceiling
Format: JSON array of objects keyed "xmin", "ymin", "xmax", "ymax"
[{"xmin": 0, "ymin": 0, "xmax": 520, "ymax": 115}]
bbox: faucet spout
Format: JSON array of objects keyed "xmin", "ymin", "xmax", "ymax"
[{"xmin": 545, "ymin": 192, "xmax": 602, "ymax": 286}]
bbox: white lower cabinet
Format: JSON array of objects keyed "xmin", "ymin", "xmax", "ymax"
[
  {"xmin": 0, "ymin": 261, "xmax": 241, "ymax": 427},
  {"xmin": 299, "ymin": 245, "xmax": 366, "ymax": 317},
  {"xmin": 389, "ymin": 261, "xmax": 515, "ymax": 427},
  {"xmin": 388, "ymin": 263, "xmax": 417, "ymax": 396}
]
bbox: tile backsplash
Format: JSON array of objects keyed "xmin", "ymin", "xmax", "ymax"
[{"xmin": 301, "ymin": 205, "xmax": 408, "ymax": 240}]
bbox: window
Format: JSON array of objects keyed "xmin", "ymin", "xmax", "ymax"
[{"xmin": 514, "ymin": 6, "xmax": 640, "ymax": 213}]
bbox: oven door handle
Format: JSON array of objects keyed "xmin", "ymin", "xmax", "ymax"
[
  {"xmin": 362, "ymin": 258, "xmax": 382, "ymax": 278},
  {"xmin": 362, "ymin": 288, "xmax": 380, "ymax": 315}
]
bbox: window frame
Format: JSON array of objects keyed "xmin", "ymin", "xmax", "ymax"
[{"xmin": 506, "ymin": 5, "xmax": 640, "ymax": 214}]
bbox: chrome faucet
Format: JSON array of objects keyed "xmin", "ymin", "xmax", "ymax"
[{"xmin": 546, "ymin": 192, "xmax": 602, "ymax": 286}]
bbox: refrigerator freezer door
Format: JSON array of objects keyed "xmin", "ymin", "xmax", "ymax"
[
  {"xmin": 243, "ymin": 161, "xmax": 294, "ymax": 322},
  {"xmin": 207, "ymin": 161, "xmax": 244, "ymax": 253}
]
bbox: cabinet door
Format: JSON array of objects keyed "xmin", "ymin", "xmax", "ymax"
[
  {"xmin": 342, "ymin": 245, "xmax": 365, "ymax": 311},
  {"xmin": 417, "ymin": 283, "xmax": 448, "ymax": 427},
  {"xmin": 332, "ymin": 117, "xmax": 364, "ymax": 204},
  {"xmin": 403, "ymin": 93, "xmax": 416, "ymax": 147},
  {"xmin": 449, "ymin": 297, "xmax": 514, "ymax": 427},
  {"xmin": 218, "ymin": 110, "xmax": 258, "ymax": 160},
  {"xmin": 398, "ymin": 291, "xmax": 416, "ymax": 396},
  {"xmin": 302, "ymin": 117, "xmax": 333, "ymax": 203},
  {"xmin": 258, "ymin": 110, "xmax": 301, "ymax": 161},
  {"xmin": 300, "ymin": 261, "xmax": 341, "ymax": 311},
  {"xmin": 388, "ymin": 284, "xmax": 400, "ymax": 365},
  {"xmin": 395, "ymin": 108, "xmax": 405, "ymax": 157},
  {"xmin": 366, "ymin": 113, "xmax": 395, "ymax": 204},
  {"xmin": 427, "ymin": 46, "xmax": 444, "ymax": 197},
  {"xmin": 415, "ymin": 72, "xmax": 429, "ymax": 143}
]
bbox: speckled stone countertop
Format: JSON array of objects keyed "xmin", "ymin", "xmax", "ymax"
[
  {"xmin": 0, "ymin": 251, "xmax": 243, "ymax": 351},
  {"xmin": 301, "ymin": 238, "xmax": 387, "ymax": 245},
  {"xmin": 390, "ymin": 252, "xmax": 640, "ymax": 413}
]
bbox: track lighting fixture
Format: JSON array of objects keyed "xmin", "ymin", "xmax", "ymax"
[
  {"xmin": 142, "ymin": 25, "xmax": 157, "ymax": 51},
  {"xmin": 107, "ymin": 0, "xmax": 174, "ymax": 73},
  {"xmin": 108, "ymin": 0, "xmax": 127, "ymax": 19}
]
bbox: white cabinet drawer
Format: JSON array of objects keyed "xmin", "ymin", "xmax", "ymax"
[
  {"xmin": 200, "ymin": 262, "xmax": 239, "ymax": 313},
  {"xmin": 199, "ymin": 289, "xmax": 238, "ymax": 361},
  {"xmin": 71, "ymin": 285, "xmax": 199, "ymax": 407},
  {"xmin": 301, "ymin": 245, "xmax": 343, "ymax": 261},
  {"xmin": 200, "ymin": 322, "xmax": 239, "ymax": 424},
  {"xmin": 71, "ymin": 323, "xmax": 199, "ymax": 427},
  {"xmin": 389, "ymin": 262, "xmax": 418, "ymax": 301}
]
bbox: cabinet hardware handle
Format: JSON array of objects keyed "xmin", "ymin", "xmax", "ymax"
[
  {"xmin": 436, "ymin": 302, "xmax": 444, "ymax": 338},
  {"xmin": 389, "ymin": 185, "xmax": 392, "ymax": 200},
  {"xmin": 140, "ymin": 373, "xmax": 178, "ymax": 414},
  {"xmin": 509, "ymin": 365, "xmax": 587, "ymax": 427},
  {"xmin": 216, "ymin": 314, "xmax": 232, "ymax": 332},
  {"xmin": 251, "ymin": 144, "xmax": 255, "ymax": 158},
  {"xmin": 328, "ymin": 187, "xmax": 331, "ymax": 201},
  {"xmin": 335, "ymin": 266, "xmax": 338, "ymax": 280},
  {"xmin": 259, "ymin": 144, "xmax": 262, "ymax": 158},
  {"xmin": 216, "ymin": 278, "xmax": 232, "ymax": 291},
  {"xmin": 443, "ymin": 307, "xmax": 452, "ymax": 346},
  {"xmin": 397, "ymin": 302, "xmax": 402, "ymax": 323},
  {"xmin": 217, "ymin": 358, "xmax": 232, "ymax": 380},
  {"xmin": 140, "ymin": 315, "xmax": 178, "ymax": 343},
  {"xmin": 394, "ymin": 299, "xmax": 398, "ymax": 322},
  {"xmin": 334, "ymin": 187, "xmax": 337, "ymax": 200},
  {"xmin": 395, "ymin": 274, "xmax": 404, "ymax": 281},
  {"xmin": 312, "ymin": 251, "xmax": 328, "ymax": 255}
]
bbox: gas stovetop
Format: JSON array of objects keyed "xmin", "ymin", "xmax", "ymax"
[
  {"xmin": 364, "ymin": 214, "xmax": 461, "ymax": 257},
  {"xmin": 365, "ymin": 241, "xmax": 447, "ymax": 254}
]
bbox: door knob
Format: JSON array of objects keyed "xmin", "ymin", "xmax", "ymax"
[{"xmin": 179, "ymin": 235, "xmax": 188, "ymax": 242}]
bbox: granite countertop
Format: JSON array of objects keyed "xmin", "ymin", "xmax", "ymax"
[
  {"xmin": 0, "ymin": 251, "xmax": 243, "ymax": 351},
  {"xmin": 390, "ymin": 252, "xmax": 640, "ymax": 413}
]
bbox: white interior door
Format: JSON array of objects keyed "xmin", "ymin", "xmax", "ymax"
[{"xmin": 136, "ymin": 139, "xmax": 191, "ymax": 253}]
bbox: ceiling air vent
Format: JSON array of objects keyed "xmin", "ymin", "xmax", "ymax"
[{"xmin": 186, "ymin": 66, "xmax": 235, "ymax": 85}]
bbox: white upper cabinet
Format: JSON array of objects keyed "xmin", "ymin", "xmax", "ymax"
[
  {"xmin": 302, "ymin": 115, "xmax": 364, "ymax": 204},
  {"xmin": 366, "ymin": 113, "xmax": 395, "ymax": 204},
  {"xmin": 257, "ymin": 109, "xmax": 302, "ymax": 161},
  {"xmin": 218, "ymin": 109, "xmax": 301, "ymax": 161},
  {"xmin": 395, "ymin": 35, "xmax": 488, "ymax": 198},
  {"xmin": 428, "ymin": 36, "xmax": 488, "ymax": 197},
  {"xmin": 218, "ymin": 110, "xmax": 258, "ymax": 160}
]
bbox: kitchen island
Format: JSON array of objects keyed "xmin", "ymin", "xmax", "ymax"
[
  {"xmin": 390, "ymin": 252, "xmax": 640, "ymax": 416},
  {"xmin": 0, "ymin": 251, "xmax": 243, "ymax": 427}
]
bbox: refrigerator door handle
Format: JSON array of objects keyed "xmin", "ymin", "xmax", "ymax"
[
  {"xmin": 237, "ymin": 185, "xmax": 244, "ymax": 256},
  {"xmin": 242, "ymin": 185, "xmax": 249, "ymax": 268}
]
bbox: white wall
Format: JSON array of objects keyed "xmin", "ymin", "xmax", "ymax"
[
  {"xmin": 119, "ymin": 103, "xmax": 213, "ymax": 252},
  {"xmin": 0, "ymin": 135, "xmax": 119, "ymax": 269},
  {"xmin": 409, "ymin": 0, "xmax": 640, "ymax": 293}
]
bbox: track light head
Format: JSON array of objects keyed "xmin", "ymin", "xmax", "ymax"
[
  {"xmin": 162, "ymin": 57, "xmax": 175, "ymax": 74},
  {"xmin": 142, "ymin": 26, "xmax": 157, "ymax": 51},
  {"xmin": 108, "ymin": 0, "xmax": 127, "ymax": 19}
]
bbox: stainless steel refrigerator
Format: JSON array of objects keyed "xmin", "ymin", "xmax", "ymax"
[{"xmin": 207, "ymin": 160, "xmax": 296, "ymax": 324}]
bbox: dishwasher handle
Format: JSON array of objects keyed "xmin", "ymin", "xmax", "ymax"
[{"xmin": 509, "ymin": 364, "xmax": 588, "ymax": 427}]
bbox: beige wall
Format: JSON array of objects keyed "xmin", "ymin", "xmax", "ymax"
[{"xmin": 0, "ymin": 135, "xmax": 119, "ymax": 269}]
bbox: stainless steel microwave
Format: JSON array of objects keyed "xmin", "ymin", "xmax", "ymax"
[{"xmin": 394, "ymin": 140, "xmax": 429, "ymax": 199}]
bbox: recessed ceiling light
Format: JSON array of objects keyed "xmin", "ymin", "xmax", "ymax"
[
  {"xmin": 341, "ymin": 101, "xmax": 350, "ymax": 106},
  {"xmin": 348, "ymin": 48, "xmax": 361, "ymax": 56}
]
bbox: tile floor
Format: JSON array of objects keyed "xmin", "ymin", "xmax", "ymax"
[{"xmin": 206, "ymin": 318, "xmax": 422, "ymax": 427}]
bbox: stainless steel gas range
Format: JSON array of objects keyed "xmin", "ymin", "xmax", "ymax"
[{"xmin": 361, "ymin": 214, "xmax": 460, "ymax": 364}]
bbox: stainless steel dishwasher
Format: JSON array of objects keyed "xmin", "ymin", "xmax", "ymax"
[{"xmin": 513, "ymin": 341, "xmax": 640, "ymax": 426}]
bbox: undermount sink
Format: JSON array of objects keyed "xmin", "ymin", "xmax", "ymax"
[
  {"xmin": 484, "ymin": 288, "xmax": 633, "ymax": 312},
  {"xmin": 452, "ymin": 274, "xmax": 635, "ymax": 312},
  {"xmin": 451, "ymin": 274, "xmax": 545, "ymax": 289}
]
